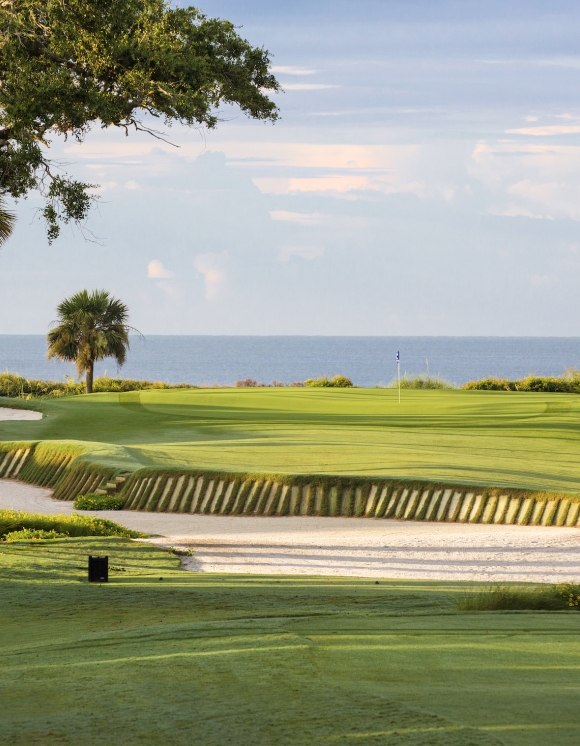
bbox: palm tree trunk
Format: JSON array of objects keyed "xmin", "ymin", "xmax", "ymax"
[{"xmin": 85, "ymin": 361, "xmax": 94, "ymax": 394}]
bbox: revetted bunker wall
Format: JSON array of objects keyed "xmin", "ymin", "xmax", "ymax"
[
  {"xmin": 2, "ymin": 441, "xmax": 580, "ymax": 527},
  {"xmin": 0, "ymin": 442, "xmax": 116, "ymax": 500},
  {"xmin": 117, "ymin": 469, "xmax": 580, "ymax": 528}
]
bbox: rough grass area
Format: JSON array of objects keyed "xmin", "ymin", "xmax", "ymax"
[
  {"xmin": 456, "ymin": 584, "xmax": 580, "ymax": 611},
  {"xmin": 4, "ymin": 388, "xmax": 580, "ymax": 492},
  {"xmin": 0, "ymin": 509, "xmax": 144, "ymax": 539},
  {"xmin": 0, "ymin": 539, "xmax": 579, "ymax": 746}
]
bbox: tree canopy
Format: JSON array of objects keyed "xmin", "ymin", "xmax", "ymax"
[{"xmin": 0, "ymin": 1, "xmax": 280, "ymax": 241}]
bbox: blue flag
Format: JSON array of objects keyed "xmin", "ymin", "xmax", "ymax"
[{"xmin": 396, "ymin": 351, "xmax": 400, "ymax": 363}]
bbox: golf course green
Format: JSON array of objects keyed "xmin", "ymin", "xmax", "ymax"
[
  {"xmin": 2, "ymin": 387, "xmax": 580, "ymax": 491},
  {"xmin": 0, "ymin": 536, "xmax": 578, "ymax": 746}
]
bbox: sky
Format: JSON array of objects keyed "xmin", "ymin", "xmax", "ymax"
[{"xmin": 2, "ymin": 0, "xmax": 580, "ymax": 335}]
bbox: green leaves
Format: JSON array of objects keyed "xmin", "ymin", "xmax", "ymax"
[
  {"xmin": 0, "ymin": 1, "xmax": 279, "ymax": 241},
  {"xmin": 47, "ymin": 289, "xmax": 134, "ymax": 392},
  {"xmin": 42, "ymin": 176, "xmax": 97, "ymax": 243},
  {"xmin": 0, "ymin": 195, "xmax": 15, "ymax": 246}
]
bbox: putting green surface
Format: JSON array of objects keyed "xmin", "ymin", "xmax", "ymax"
[
  {"xmin": 1, "ymin": 538, "xmax": 579, "ymax": 745},
  {"xmin": 2, "ymin": 387, "xmax": 580, "ymax": 490}
]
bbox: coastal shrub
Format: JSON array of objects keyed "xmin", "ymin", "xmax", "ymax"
[
  {"xmin": 0, "ymin": 372, "xmax": 84, "ymax": 398},
  {"xmin": 456, "ymin": 584, "xmax": 580, "ymax": 611},
  {"xmin": 0, "ymin": 510, "xmax": 144, "ymax": 539},
  {"xmin": 235, "ymin": 379, "xmax": 260, "ymax": 387},
  {"xmin": 463, "ymin": 368, "xmax": 580, "ymax": 393},
  {"xmin": 74, "ymin": 494, "xmax": 125, "ymax": 510},
  {"xmin": 0, "ymin": 372, "xmax": 195, "ymax": 399},
  {"xmin": 304, "ymin": 375, "xmax": 353, "ymax": 388}
]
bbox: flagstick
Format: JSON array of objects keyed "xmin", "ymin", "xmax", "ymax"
[{"xmin": 398, "ymin": 359, "xmax": 400, "ymax": 404}]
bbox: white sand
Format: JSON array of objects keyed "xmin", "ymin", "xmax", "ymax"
[
  {"xmin": 0, "ymin": 407, "xmax": 42, "ymax": 420},
  {"xmin": 1, "ymin": 478, "xmax": 579, "ymax": 582}
]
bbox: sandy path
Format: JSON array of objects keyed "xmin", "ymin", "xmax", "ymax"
[
  {"xmin": 1, "ymin": 479, "xmax": 579, "ymax": 582},
  {"xmin": 0, "ymin": 407, "xmax": 42, "ymax": 420}
]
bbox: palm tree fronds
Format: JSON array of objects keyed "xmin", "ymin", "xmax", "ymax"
[
  {"xmin": 0, "ymin": 195, "xmax": 15, "ymax": 247},
  {"xmin": 47, "ymin": 289, "xmax": 136, "ymax": 393}
]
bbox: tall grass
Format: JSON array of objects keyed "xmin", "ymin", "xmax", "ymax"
[
  {"xmin": 456, "ymin": 584, "xmax": 580, "ymax": 611},
  {"xmin": 0, "ymin": 510, "xmax": 144, "ymax": 539},
  {"xmin": 390, "ymin": 375, "xmax": 455, "ymax": 390}
]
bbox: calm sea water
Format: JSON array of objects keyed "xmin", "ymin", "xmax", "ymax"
[{"xmin": 2, "ymin": 336, "xmax": 580, "ymax": 387}]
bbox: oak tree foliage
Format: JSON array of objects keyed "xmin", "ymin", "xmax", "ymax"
[{"xmin": 0, "ymin": 0, "xmax": 280, "ymax": 241}]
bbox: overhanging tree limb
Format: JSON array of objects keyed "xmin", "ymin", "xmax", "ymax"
[{"xmin": 0, "ymin": 0, "xmax": 280, "ymax": 242}]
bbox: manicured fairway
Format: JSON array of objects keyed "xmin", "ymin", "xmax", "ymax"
[
  {"xmin": 2, "ymin": 388, "xmax": 580, "ymax": 491},
  {"xmin": 0, "ymin": 538, "xmax": 578, "ymax": 746}
]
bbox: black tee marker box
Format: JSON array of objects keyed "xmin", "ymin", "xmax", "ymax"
[{"xmin": 88, "ymin": 555, "xmax": 108, "ymax": 582}]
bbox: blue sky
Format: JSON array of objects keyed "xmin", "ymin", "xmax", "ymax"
[{"xmin": 2, "ymin": 0, "xmax": 580, "ymax": 334}]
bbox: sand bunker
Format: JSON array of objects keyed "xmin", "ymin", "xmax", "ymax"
[
  {"xmin": 1, "ymin": 479, "xmax": 579, "ymax": 582},
  {"xmin": 0, "ymin": 407, "xmax": 42, "ymax": 421}
]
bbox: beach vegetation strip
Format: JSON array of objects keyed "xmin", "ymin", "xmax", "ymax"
[
  {"xmin": 3, "ymin": 387, "xmax": 580, "ymax": 497},
  {"xmin": 0, "ymin": 537, "xmax": 579, "ymax": 745}
]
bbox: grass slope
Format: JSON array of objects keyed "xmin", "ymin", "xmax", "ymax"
[
  {"xmin": 0, "ymin": 538, "xmax": 579, "ymax": 745},
  {"xmin": 2, "ymin": 387, "xmax": 580, "ymax": 490}
]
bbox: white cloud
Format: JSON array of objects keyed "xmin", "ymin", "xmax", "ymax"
[
  {"xmin": 278, "ymin": 244, "xmax": 324, "ymax": 261},
  {"xmin": 269, "ymin": 210, "xmax": 330, "ymax": 225},
  {"xmin": 90, "ymin": 181, "xmax": 117, "ymax": 193},
  {"xmin": 283, "ymin": 83, "xmax": 340, "ymax": 91},
  {"xmin": 505, "ymin": 125, "xmax": 580, "ymax": 136},
  {"xmin": 147, "ymin": 260, "xmax": 174, "ymax": 279},
  {"xmin": 270, "ymin": 66, "xmax": 316, "ymax": 75},
  {"xmin": 530, "ymin": 274, "xmax": 558, "ymax": 289},
  {"xmin": 193, "ymin": 253, "xmax": 226, "ymax": 299},
  {"xmin": 256, "ymin": 176, "xmax": 371, "ymax": 194},
  {"xmin": 470, "ymin": 142, "xmax": 580, "ymax": 221},
  {"xmin": 124, "ymin": 180, "xmax": 140, "ymax": 190},
  {"xmin": 485, "ymin": 204, "xmax": 550, "ymax": 220}
]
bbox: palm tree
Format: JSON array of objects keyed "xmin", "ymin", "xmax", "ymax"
[
  {"xmin": 0, "ymin": 195, "xmax": 15, "ymax": 247},
  {"xmin": 47, "ymin": 289, "xmax": 134, "ymax": 394}
]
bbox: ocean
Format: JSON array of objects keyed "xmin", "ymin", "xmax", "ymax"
[{"xmin": 1, "ymin": 336, "xmax": 580, "ymax": 387}]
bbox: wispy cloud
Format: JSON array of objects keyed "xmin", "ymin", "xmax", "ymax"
[
  {"xmin": 283, "ymin": 83, "xmax": 340, "ymax": 91},
  {"xmin": 269, "ymin": 211, "xmax": 329, "ymax": 225},
  {"xmin": 270, "ymin": 66, "xmax": 316, "ymax": 75},
  {"xmin": 193, "ymin": 253, "xmax": 226, "ymax": 299},
  {"xmin": 505, "ymin": 125, "xmax": 580, "ymax": 136},
  {"xmin": 470, "ymin": 142, "xmax": 580, "ymax": 221},
  {"xmin": 279, "ymin": 244, "xmax": 324, "ymax": 261},
  {"xmin": 147, "ymin": 260, "xmax": 174, "ymax": 279},
  {"xmin": 530, "ymin": 274, "xmax": 558, "ymax": 289}
]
